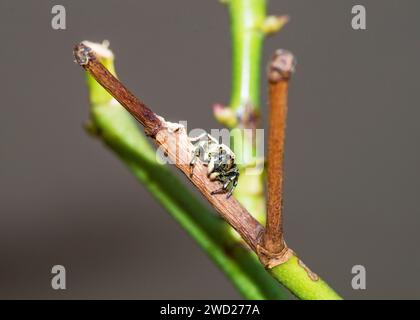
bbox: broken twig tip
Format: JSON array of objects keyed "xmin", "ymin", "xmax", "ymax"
[
  {"xmin": 268, "ymin": 49, "xmax": 296, "ymax": 83},
  {"xmin": 73, "ymin": 43, "xmax": 95, "ymax": 66}
]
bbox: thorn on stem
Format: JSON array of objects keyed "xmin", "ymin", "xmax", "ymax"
[
  {"xmin": 261, "ymin": 15, "xmax": 290, "ymax": 35},
  {"xmin": 213, "ymin": 103, "xmax": 238, "ymax": 128}
]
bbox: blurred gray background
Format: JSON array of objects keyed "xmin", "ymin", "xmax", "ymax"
[{"xmin": 0, "ymin": 0, "xmax": 419, "ymax": 299}]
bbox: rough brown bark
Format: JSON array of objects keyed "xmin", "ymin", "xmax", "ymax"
[
  {"xmin": 74, "ymin": 43, "xmax": 162, "ymax": 137},
  {"xmin": 73, "ymin": 43, "xmax": 264, "ymax": 251},
  {"xmin": 260, "ymin": 50, "xmax": 296, "ymax": 267}
]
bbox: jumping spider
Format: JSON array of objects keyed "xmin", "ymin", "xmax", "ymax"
[{"xmin": 189, "ymin": 133, "xmax": 239, "ymax": 198}]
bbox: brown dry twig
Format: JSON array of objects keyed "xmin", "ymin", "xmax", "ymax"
[
  {"xmin": 73, "ymin": 43, "xmax": 301, "ymax": 270},
  {"xmin": 259, "ymin": 50, "xmax": 296, "ymax": 268},
  {"xmin": 73, "ymin": 43, "xmax": 343, "ymax": 301},
  {"xmin": 74, "ymin": 43, "xmax": 264, "ymax": 252}
]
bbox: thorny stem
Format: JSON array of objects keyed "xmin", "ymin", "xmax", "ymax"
[{"xmin": 262, "ymin": 50, "xmax": 295, "ymax": 261}]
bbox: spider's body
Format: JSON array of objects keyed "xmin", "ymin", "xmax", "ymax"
[{"xmin": 189, "ymin": 133, "xmax": 239, "ymax": 198}]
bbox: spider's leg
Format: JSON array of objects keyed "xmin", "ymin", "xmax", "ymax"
[
  {"xmin": 223, "ymin": 179, "xmax": 230, "ymax": 189},
  {"xmin": 210, "ymin": 177, "xmax": 231, "ymax": 196},
  {"xmin": 226, "ymin": 185, "xmax": 235, "ymax": 199},
  {"xmin": 210, "ymin": 175, "xmax": 226, "ymax": 194},
  {"xmin": 232, "ymin": 177, "xmax": 238, "ymax": 187},
  {"xmin": 225, "ymin": 173, "xmax": 239, "ymax": 198},
  {"xmin": 218, "ymin": 146, "xmax": 223, "ymax": 162},
  {"xmin": 210, "ymin": 186, "xmax": 226, "ymax": 195}
]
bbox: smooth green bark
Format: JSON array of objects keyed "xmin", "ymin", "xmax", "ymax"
[
  {"xmin": 229, "ymin": 0, "xmax": 266, "ymax": 110},
  {"xmin": 225, "ymin": 0, "xmax": 267, "ymax": 228},
  {"xmin": 269, "ymin": 256, "xmax": 342, "ymax": 300}
]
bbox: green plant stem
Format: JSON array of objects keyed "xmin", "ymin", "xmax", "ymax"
[
  {"xmin": 269, "ymin": 255, "xmax": 342, "ymax": 300},
  {"xmin": 82, "ymin": 51, "xmax": 287, "ymax": 300},
  {"xmin": 226, "ymin": 1, "xmax": 342, "ymax": 299},
  {"xmin": 229, "ymin": 0, "xmax": 265, "ymax": 110},
  {"xmin": 79, "ymin": 0, "xmax": 343, "ymax": 297},
  {"xmin": 225, "ymin": 0, "xmax": 267, "ymax": 226}
]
